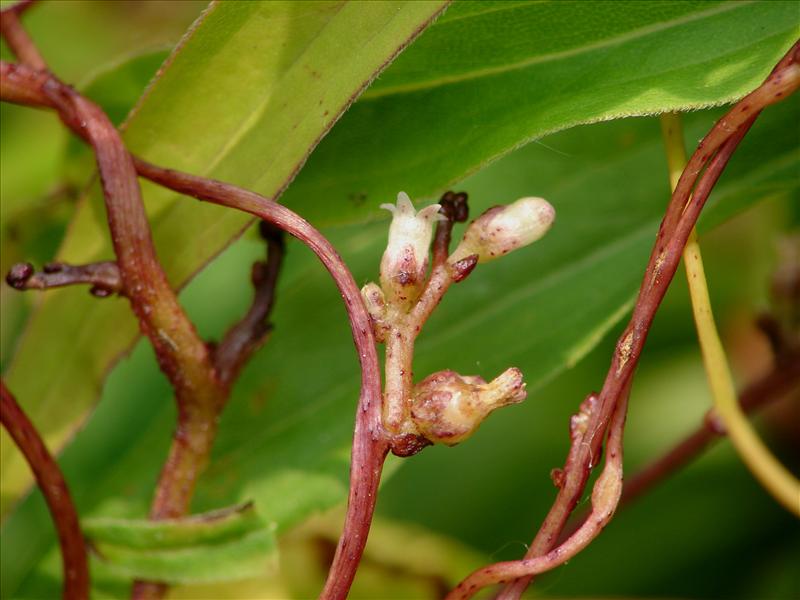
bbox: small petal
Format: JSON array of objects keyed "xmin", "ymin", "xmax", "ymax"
[
  {"xmin": 379, "ymin": 192, "xmax": 442, "ymax": 307},
  {"xmin": 449, "ymin": 197, "xmax": 555, "ymax": 264}
]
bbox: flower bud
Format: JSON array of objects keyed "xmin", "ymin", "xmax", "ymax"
[
  {"xmin": 410, "ymin": 367, "xmax": 527, "ymax": 445},
  {"xmin": 361, "ymin": 282, "xmax": 389, "ymax": 342},
  {"xmin": 379, "ymin": 192, "xmax": 444, "ymax": 307},
  {"xmin": 449, "ymin": 197, "xmax": 555, "ymax": 265}
]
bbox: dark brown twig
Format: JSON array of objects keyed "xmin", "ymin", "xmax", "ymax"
[
  {"xmin": 1, "ymin": 381, "xmax": 89, "ymax": 600},
  {"xmin": 431, "ymin": 191, "xmax": 469, "ymax": 268},
  {"xmin": 6, "ymin": 261, "xmax": 122, "ymax": 296},
  {"xmin": 213, "ymin": 223, "xmax": 285, "ymax": 388}
]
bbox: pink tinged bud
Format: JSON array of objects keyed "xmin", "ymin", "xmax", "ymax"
[
  {"xmin": 379, "ymin": 192, "xmax": 444, "ymax": 306},
  {"xmin": 410, "ymin": 367, "xmax": 527, "ymax": 445},
  {"xmin": 449, "ymin": 197, "xmax": 555, "ymax": 264},
  {"xmin": 361, "ymin": 282, "xmax": 389, "ymax": 342}
]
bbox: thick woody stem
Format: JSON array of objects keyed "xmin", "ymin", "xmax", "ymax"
[
  {"xmin": 1, "ymin": 381, "xmax": 89, "ymax": 600},
  {"xmin": 6, "ymin": 261, "xmax": 122, "ymax": 296}
]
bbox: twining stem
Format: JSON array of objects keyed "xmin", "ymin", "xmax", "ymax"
[
  {"xmin": 1, "ymin": 381, "xmax": 89, "ymax": 600},
  {"xmin": 490, "ymin": 41, "xmax": 800, "ymax": 600},
  {"xmin": 0, "ymin": 3, "xmax": 45, "ymax": 70},
  {"xmin": 561, "ymin": 348, "xmax": 800, "ymax": 541},
  {"xmin": 125, "ymin": 161, "xmax": 386, "ymax": 600},
  {"xmin": 446, "ymin": 383, "xmax": 631, "ymax": 600},
  {"xmin": 0, "ymin": 55, "xmax": 385, "ymax": 598},
  {"xmin": 0, "ymin": 12, "xmax": 226, "ymax": 530},
  {"xmin": 661, "ymin": 112, "xmax": 800, "ymax": 516}
]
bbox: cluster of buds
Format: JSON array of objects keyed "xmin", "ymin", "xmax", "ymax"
[{"xmin": 363, "ymin": 190, "xmax": 555, "ymax": 451}]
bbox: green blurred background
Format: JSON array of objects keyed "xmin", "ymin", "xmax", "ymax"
[{"xmin": 1, "ymin": 2, "xmax": 798, "ymax": 599}]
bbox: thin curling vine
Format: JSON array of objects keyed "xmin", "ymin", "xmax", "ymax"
[
  {"xmin": 2, "ymin": 1, "xmax": 798, "ymax": 599},
  {"xmin": 0, "ymin": 5, "xmax": 381, "ymax": 599},
  {"xmin": 0, "ymin": 382, "xmax": 89, "ymax": 600},
  {"xmin": 460, "ymin": 39, "xmax": 800, "ymax": 600}
]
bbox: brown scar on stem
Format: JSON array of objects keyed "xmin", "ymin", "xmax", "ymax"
[{"xmin": 616, "ymin": 332, "xmax": 634, "ymax": 375}]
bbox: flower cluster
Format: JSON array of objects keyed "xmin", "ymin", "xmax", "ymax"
[{"xmin": 363, "ymin": 191, "xmax": 555, "ymax": 452}]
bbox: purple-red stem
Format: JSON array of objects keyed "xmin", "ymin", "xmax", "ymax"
[
  {"xmin": 557, "ymin": 353, "xmax": 800, "ymax": 543},
  {"xmin": 1, "ymin": 58, "xmax": 387, "ymax": 598},
  {"xmin": 131, "ymin": 161, "xmax": 388, "ymax": 600},
  {"xmin": 448, "ymin": 382, "xmax": 631, "ymax": 600},
  {"xmin": 489, "ymin": 42, "xmax": 800, "ymax": 600},
  {"xmin": 1, "ymin": 381, "xmax": 89, "ymax": 600}
]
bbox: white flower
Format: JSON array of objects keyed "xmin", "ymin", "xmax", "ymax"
[
  {"xmin": 449, "ymin": 197, "xmax": 555, "ymax": 265},
  {"xmin": 379, "ymin": 192, "xmax": 444, "ymax": 306}
]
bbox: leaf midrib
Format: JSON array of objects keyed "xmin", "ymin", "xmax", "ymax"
[{"xmin": 362, "ymin": 1, "xmax": 751, "ymax": 100}]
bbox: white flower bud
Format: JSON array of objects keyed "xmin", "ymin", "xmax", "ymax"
[
  {"xmin": 361, "ymin": 282, "xmax": 389, "ymax": 342},
  {"xmin": 410, "ymin": 367, "xmax": 527, "ymax": 445},
  {"xmin": 379, "ymin": 192, "xmax": 444, "ymax": 307},
  {"xmin": 449, "ymin": 197, "xmax": 555, "ymax": 265}
]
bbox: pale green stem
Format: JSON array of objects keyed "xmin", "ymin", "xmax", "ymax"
[{"xmin": 660, "ymin": 112, "xmax": 800, "ymax": 516}]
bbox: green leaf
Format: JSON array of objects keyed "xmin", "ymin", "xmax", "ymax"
[
  {"xmin": 4, "ymin": 103, "xmax": 796, "ymax": 596},
  {"xmin": 83, "ymin": 502, "xmax": 263, "ymax": 550},
  {"xmin": 91, "ymin": 528, "xmax": 277, "ymax": 585},
  {"xmin": 281, "ymin": 0, "xmax": 800, "ymax": 224},
  {"xmin": 0, "ymin": 0, "xmax": 448, "ymax": 514},
  {"xmin": 84, "ymin": 502, "xmax": 276, "ymax": 585}
]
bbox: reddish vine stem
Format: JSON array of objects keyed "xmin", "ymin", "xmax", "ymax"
[
  {"xmin": 1, "ymin": 57, "xmax": 386, "ymax": 599},
  {"xmin": 2, "ymin": 17, "xmax": 228, "ymax": 599},
  {"xmin": 448, "ymin": 381, "xmax": 632, "ymax": 600},
  {"xmin": 0, "ymin": 2, "xmax": 46, "ymax": 70},
  {"xmin": 1, "ymin": 380, "xmax": 89, "ymax": 600},
  {"xmin": 130, "ymin": 161, "xmax": 387, "ymax": 600},
  {"xmin": 484, "ymin": 43, "xmax": 800, "ymax": 600},
  {"xmin": 557, "ymin": 353, "xmax": 800, "ymax": 542}
]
